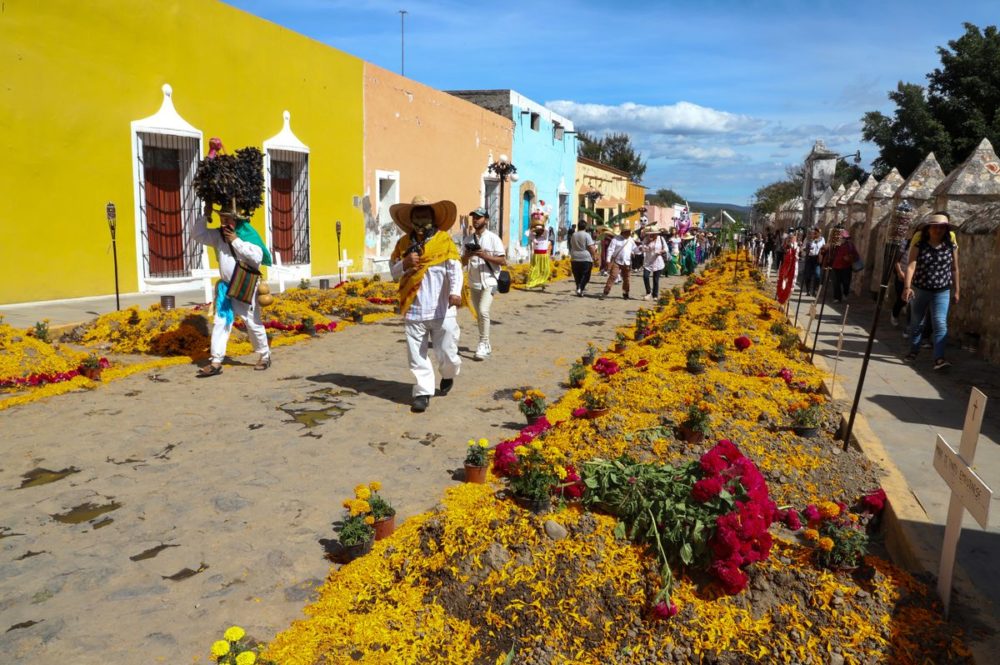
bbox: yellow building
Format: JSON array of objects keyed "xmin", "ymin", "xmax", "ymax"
[
  {"xmin": 0, "ymin": 0, "xmax": 364, "ymax": 304},
  {"xmin": 576, "ymin": 157, "xmax": 636, "ymax": 226},
  {"xmin": 626, "ymin": 181, "xmax": 647, "ymax": 213}
]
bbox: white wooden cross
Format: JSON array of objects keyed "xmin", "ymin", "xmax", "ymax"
[
  {"xmin": 337, "ymin": 250, "xmax": 354, "ymax": 272},
  {"xmin": 933, "ymin": 387, "xmax": 993, "ymax": 617}
]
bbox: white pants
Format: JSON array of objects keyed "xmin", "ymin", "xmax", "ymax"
[
  {"xmin": 405, "ymin": 316, "xmax": 461, "ymax": 397},
  {"xmin": 211, "ymin": 297, "xmax": 270, "ymax": 364},
  {"xmin": 470, "ymin": 286, "xmax": 495, "ymax": 346}
]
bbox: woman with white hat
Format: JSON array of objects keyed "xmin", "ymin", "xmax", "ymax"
[{"xmin": 902, "ymin": 212, "xmax": 960, "ymax": 370}]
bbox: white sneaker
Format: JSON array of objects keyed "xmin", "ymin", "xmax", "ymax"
[
  {"xmin": 474, "ymin": 342, "xmax": 491, "ymax": 360},
  {"xmin": 642, "ymin": 294, "xmax": 653, "ymax": 301}
]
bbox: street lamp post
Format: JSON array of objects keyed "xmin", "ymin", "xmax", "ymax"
[
  {"xmin": 487, "ymin": 154, "xmax": 517, "ymax": 241},
  {"xmin": 106, "ymin": 202, "xmax": 120, "ymax": 310},
  {"xmin": 335, "ymin": 220, "xmax": 343, "ymax": 284}
]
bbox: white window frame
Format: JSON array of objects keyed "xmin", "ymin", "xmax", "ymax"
[
  {"xmin": 264, "ymin": 111, "xmax": 311, "ymax": 283},
  {"xmin": 130, "ymin": 84, "xmax": 206, "ymax": 294}
]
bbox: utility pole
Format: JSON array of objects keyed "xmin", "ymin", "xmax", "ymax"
[{"xmin": 399, "ymin": 10, "xmax": 407, "ymax": 76}]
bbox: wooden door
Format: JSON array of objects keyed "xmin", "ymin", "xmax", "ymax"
[
  {"xmin": 271, "ymin": 160, "xmax": 294, "ymax": 261},
  {"xmin": 143, "ymin": 146, "xmax": 184, "ymax": 277}
]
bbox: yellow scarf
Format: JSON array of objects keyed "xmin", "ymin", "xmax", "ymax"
[{"xmin": 391, "ymin": 231, "xmax": 474, "ymax": 317}]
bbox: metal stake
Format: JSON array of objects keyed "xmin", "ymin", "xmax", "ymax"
[
  {"xmin": 810, "ymin": 267, "xmax": 832, "ymax": 361},
  {"xmin": 842, "ymin": 243, "xmax": 900, "ymax": 450},
  {"xmin": 336, "ymin": 220, "xmax": 343, "ymax": 284}
]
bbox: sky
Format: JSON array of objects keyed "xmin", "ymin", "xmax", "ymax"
[{"xmin": 229, "ymin": 0, "xmax": 997, "ymax": 205}]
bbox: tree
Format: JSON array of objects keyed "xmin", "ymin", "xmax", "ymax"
[
  {"xmin": 752, "ymin": 179, "xmax": 800, "ymax": 217},
  {"xmin": 647, "ymin": 188, "xmax": 685, "ymax": 206},
  {"xmin": 577, "ymin": 130, "xmax": 604, "ymax": 162},
  {"xmin": 862, "ymin": 23, "xmax": 1000, "ymax": 177},
  {"xmin": 576, "ymin": 131, "xmax": 647, "ymax": 183}
]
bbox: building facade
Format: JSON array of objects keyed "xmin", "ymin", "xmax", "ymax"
[
  {"xmin": 1, "ymin": 0, "xmax": 364, "ymax": 304},
  {"xmin": 448, "ymin": 90, "xmax": 578, "ymax": 252},
  {"xmin": 363, "ymin": 66, "xmax": 512, "ymax": 270}
]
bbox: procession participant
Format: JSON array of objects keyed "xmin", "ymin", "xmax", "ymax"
[
  {"xmin": 601, "ymin": 226, "xmax": 636, "ymax": 299},
  {"xmin": 192, "ymin": 201, "xmax": 273, "ymax": 377},
  {"xmin": 802, "ymin": 227, "xmax": 825, "ymax": 297},
  {"xmin": 568, "ymin": 220, "xmax": 599, "ymax": 296},
  {"xmin": 681, "ymin": 232, "xmax": 697, "ymax": 275},
  {"xmin": 389, "ymin": 195, "xmax": 463, "ymax": 412},
  {"xmin": 461, "ymin": 207, "xmax": 506, "ymax": 360},
  {"xmin": 640, "ymin": 226, "xmax": 668, "ymax": 300},
  {"xmin": 525, "ymin": 223, "xmax": 552, "ymax": 289}
]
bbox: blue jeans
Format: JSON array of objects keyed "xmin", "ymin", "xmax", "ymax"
[{"xmin": 909, "ymin": 287, "xmax": 950, "ymax": 359}]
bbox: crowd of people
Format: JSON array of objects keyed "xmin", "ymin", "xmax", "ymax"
[
  {"xmin": 749, "ymin": 206, "xmax": 960, "ymax": 371},
  {"xmin": 191, "ymin": 194, "xmax": 723, "ymax": 409}
]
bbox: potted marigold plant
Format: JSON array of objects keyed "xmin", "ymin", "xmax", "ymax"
[
  {"xmin": 582, "ymin": 385, "xmax": 611, "ymax": 418},
  {"xmin": 568, "ymin": 361, "xmax": 587, "ymax": 388},
  {"xmin": 79, "ymin": 353, "xmax": 104, "ymax": 381},
  {"xmin": 337, "ymin": 489, "xmax": 375, "ymax": 560},
  {"xmin": 209, "ymin": 624, "xmax": 274, "ymax": 664},
  {"xmin": 505, "ymin": 440, "xmax": 561, "ymax": 514},
  {"xmin": 789, "ymin": 397, "xmax": 823, "ymax": 437},
  {"xmin": 582, "ymin": 343, "xmax": 597, "ymax": 366},
  {"xmin": 679, "ymin": 400, "xmax": 712, "ymax": 444},
  {"xmin": 514, "ymin": 389, "xmax": 547, "ymax": 425},
  {"xmin": 464, "ymin": 437, "xmax": 491, "ymax": 484},
  {"xmin": 801, "ymin": 500, "xmax": 870, "ymax": 570},
  {"xmin": 613, "ymin": 331, "xmax": 628, "ymax": 353},
  {"xmin": 363, "ymin": 482, "xmax": 396, "ymax": 540}
]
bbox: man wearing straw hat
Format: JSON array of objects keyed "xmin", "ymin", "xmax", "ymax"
[{"xmin": 389, "ymin": 196, "xmax": 464, "ymax": 412}]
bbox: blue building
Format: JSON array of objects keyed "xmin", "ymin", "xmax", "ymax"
[{"xmin": 448, "ymin": 90, "xmax": 578, "ymax": 254}]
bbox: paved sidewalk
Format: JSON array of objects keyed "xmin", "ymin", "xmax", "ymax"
[
  {"xmin": 0, "ymin": 290, "xmax": 211, "ymax": 330},
  {"xmin": 793, "ymin": 286, "xmax": 1000, "ymax": 652}
]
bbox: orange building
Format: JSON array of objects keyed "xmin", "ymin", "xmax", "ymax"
[{"xmin": 363, "ymin": 64, "xmax": 513, "ymax": 268}]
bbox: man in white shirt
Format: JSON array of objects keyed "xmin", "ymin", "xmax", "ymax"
[
  {"xmin": 462, "ymin": 207, "xmax": 506, "ymax": 360},
  {"xmin": 389, "ymin": 196, "xmax": 463, "ymax": 413},
  {"xmin": 191, "ymin": 202, "xmax": 272, "ymax": 377},
  {"xmin": 601, "ymin": 227, "xmax": 637, "ymax": 299}
]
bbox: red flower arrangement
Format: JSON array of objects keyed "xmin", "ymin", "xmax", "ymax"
[
  {"xmin": 592, "ymin": 357, "xmax": 620, "ymax": 378},
  {"xmin": 1, "ymin": 357, "xmax": 110, "ymax": 389},
  {"xmin": 860, "ymin": 488, "xmax": 887, "ymax": 514},
  {"xmin": 571, "ymin": 407, "xmax": 588, "ymax": 418},
  {"xmin": 734, "ymin": 335, "xmax": 752, "ymax": 351},
  {"xmin": 633, "ymin": 359, "xmax": 650, "ymax": 371},
  {"xmin": 366, "ymin": 297, "xmax": 398, "ymax": 305},
  {"xmin": 492, "ymin": 418, "xmax": 553, "ymax": 478},
  {"xmin": 235, "ymin": 320, "xmax": 338, "ymax": 333},
  {"xmin": 700, "ymin": 440, "xmax": 777, "ymax": 594}
]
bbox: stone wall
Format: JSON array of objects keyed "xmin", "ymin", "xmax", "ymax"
[{"xmin": 951, "ymin": 205, "xmax": 1000, "ymax": 362}]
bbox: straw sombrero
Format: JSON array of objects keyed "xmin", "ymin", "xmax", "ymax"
[{"xmin": 389, "ymin": 196, "xmax": 457, "ymax": 234}]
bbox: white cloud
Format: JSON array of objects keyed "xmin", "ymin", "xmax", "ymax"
[{"xmin": 544, "ymin": 100, "xmax": 760, "ymax": 135}]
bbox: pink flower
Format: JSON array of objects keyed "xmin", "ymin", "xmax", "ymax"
[
  {"xmin": 710, "ymin": 561, "xmax": 749, "ymax": 595},
  {"xmin": 861, "ymin": 488, "xmax": 887, "ymax": 514},
  {"xmin": 652, "ymin": 601, "xmax": 678, "ymax": 619},
  {"xmin": 734, "ymin": 335, "xmax": 752, "ymax": 351},
  {"xmin": 572, "ymin": 407, "xmax": 588, "ymax": 418},
  {"xmin": 692, "ymin": 476, "xmax": 724, "ymax": 502},
  {"xmin": 783, "ymin": 509, "xmax": 802, "ymax": 530},
  {"xmin": 803, "ymin": 504, "xmax": 821, "ymax": 522}
]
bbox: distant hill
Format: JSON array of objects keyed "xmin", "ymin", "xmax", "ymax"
[{"xmin": 689, "ymin": 201, "xmax": 750, "ymax": 227}]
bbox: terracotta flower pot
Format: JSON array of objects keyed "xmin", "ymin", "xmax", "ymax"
[
  {"xmin": 513, "ymin": 494, "xmax": 551, "ymax": 515},
  {"xmin": 614, "ymin": 343, "xmax": 627, "ymax": 353},
  {"xmin": 341, "ymin": 537, "xmax": 374, "ymax": 562},
  {"xmin": 686, "ymin": 363, "xmax": 706, "ymax": 375},
  {"xmin": 679, "ymin": 425, "xmax": 706, "ymax": 444},
  {"xmin": 80, "ymin": 367, "xmax": 102, "ymax": 381},
  {"xmin": 793, "ymin": 426, "xmax": 819, "ymax": 438},
  {"xmin": 524, "ymin": 413, "xmax": 542, "ymax": 426},
  {"xmin": 585, "ymin": 407, "xmax": 610, "ymax": 419},
  {"xmin": 464, "ymin": 464, "xmax": 488, "ymax": 484},
  {"xmin": 373, "ymin": 515, "xmax": 395, "ymax": 541}
]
